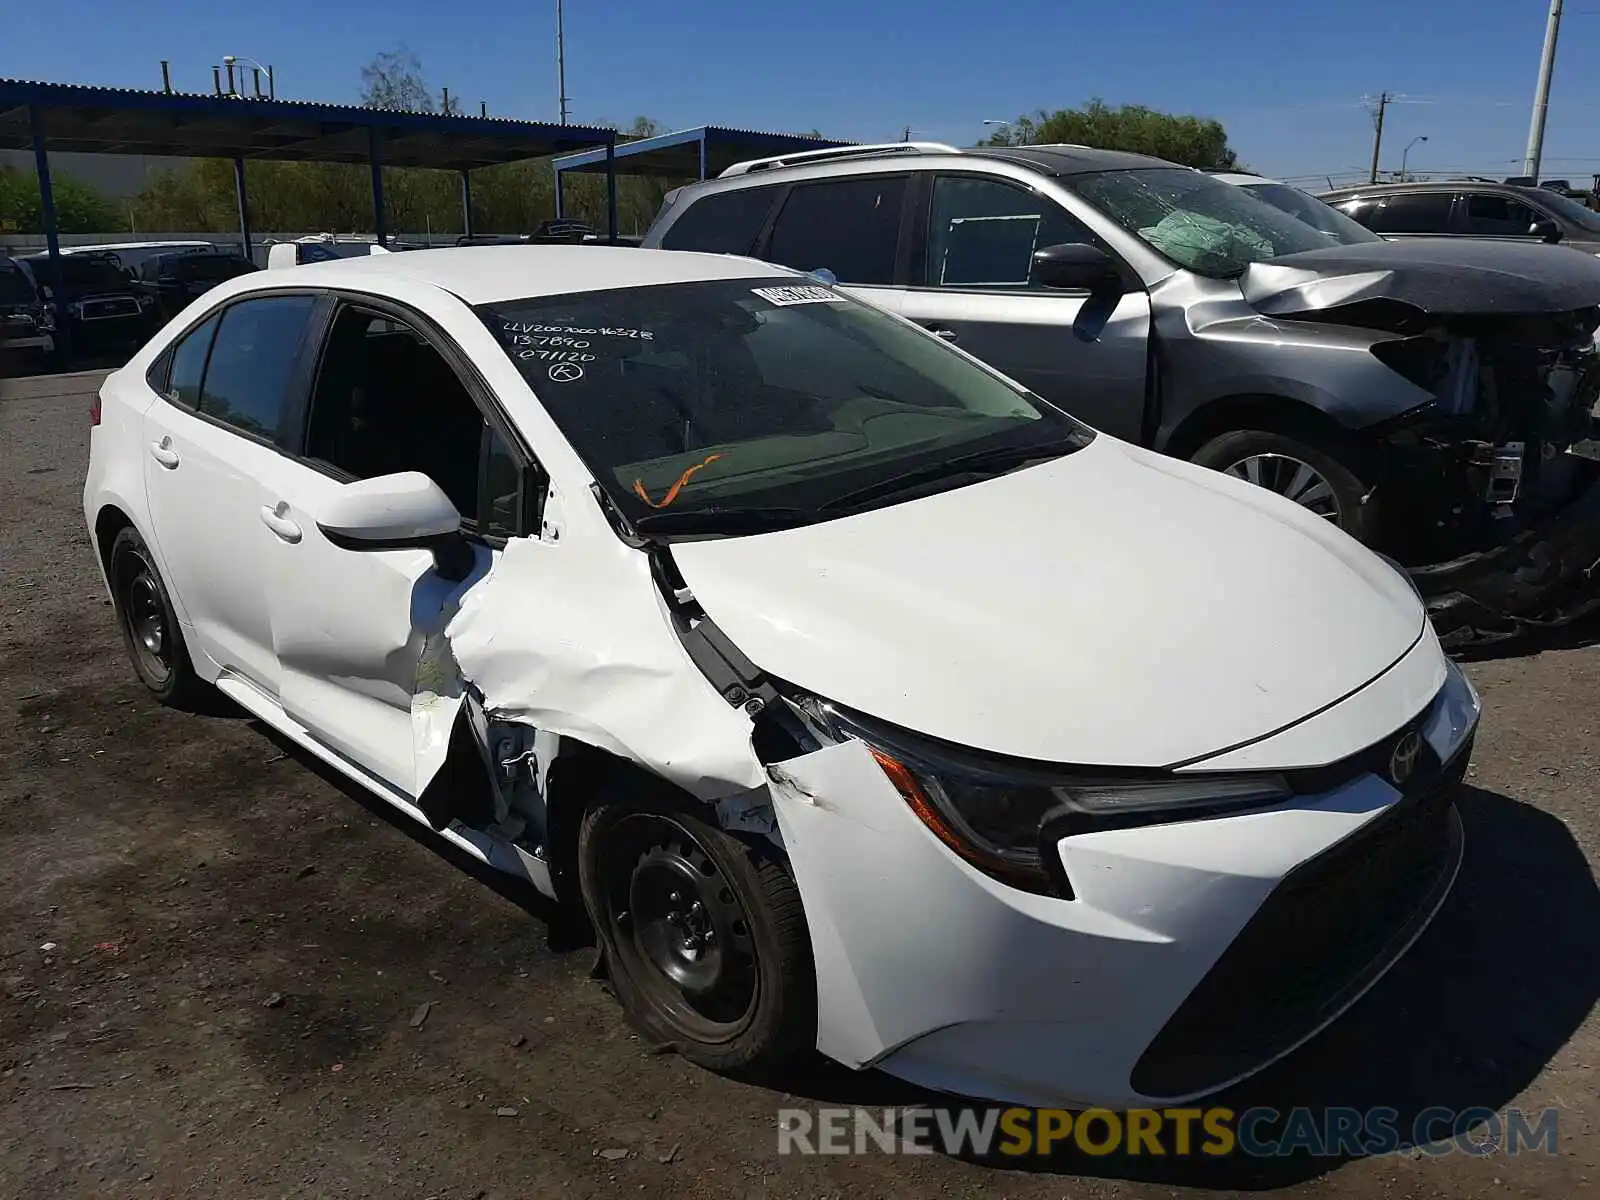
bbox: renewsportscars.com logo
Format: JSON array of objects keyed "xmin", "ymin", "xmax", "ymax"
[{"xmin": 776, "ymin": 1106, "xmax": 1561, "ymax": 1159}]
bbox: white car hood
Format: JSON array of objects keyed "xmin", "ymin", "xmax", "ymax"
[{"xmin": 669, "ymin": 436, "xmax": 1426, "ymax": 768}]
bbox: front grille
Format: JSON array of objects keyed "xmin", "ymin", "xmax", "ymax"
[
  {"xmin": 1129, "ymin": 739, "xmax": 1470, "ymax": 1099},
  {"xmin": 80, "ymin": 297, "xmax": 139, "ymax": 320}
]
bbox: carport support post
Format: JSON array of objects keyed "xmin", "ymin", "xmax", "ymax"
[
  {"xmin": 28, "ymin": 103, "xmax": 69, "ymax": 362},
  {"xmin": 554, "ymin": 166, "xmax": 566, "ymax": 219},
  {"xmin": 232, "ymin": 157, "xmax": 253, "ymax": 263},
  {"xmin": 368, "ymin": 128, "xmax": 388, "ymax": 247},
  {"xmin": 698, "ymin": 131, "xmax": 709, "ymax": 181},
  {"xmin": 605, "ymin": 138, "xmax": 619, "ymax": 243},
  {"xmin": 459, "ymin": 169, "xmax": 474, "ymax": 238}
]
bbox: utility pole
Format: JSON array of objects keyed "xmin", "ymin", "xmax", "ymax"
[
  {"xmin": 1368, "ymin": 92, "xmax": 1390, "ymax": 184},
  {"xmin": 1524, "ymin": 0, "xmax": 1564, "ymax": 180},
  {"xmin": 902, "ymin": 125, "xmax": 911, "ymax": 143},
  {"xmin": 556, "ymin": 0, "xmax": 569, "ymax": 125}
]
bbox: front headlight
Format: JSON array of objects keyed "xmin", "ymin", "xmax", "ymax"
[{"xmin": 789, "ymin": 694, "xmax": 1293, "ymax": 896}]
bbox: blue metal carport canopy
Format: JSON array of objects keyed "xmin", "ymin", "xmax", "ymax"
[
  {"xmin": 0, "ymin": 78, "xmax": 614, "ymax": 168},
  {"xmin": 552, "ymin": 125, "xmax": 853, "ymax": 180}
]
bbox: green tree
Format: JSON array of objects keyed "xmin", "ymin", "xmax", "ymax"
[
  {"xmin": 981, "ymin": 99, "xmax": 1239, "ymax": 170},
  {"xmin": 0, "ymin": 164, "xmax": 120, "ymax": 233}
]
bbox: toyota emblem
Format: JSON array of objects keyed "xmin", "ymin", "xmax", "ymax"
[{"xmin": 1388, "ymin": 730, "xmax": 1423, "ymax": 786}]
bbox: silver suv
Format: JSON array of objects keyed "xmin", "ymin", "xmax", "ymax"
[{"xmin": 643, "ymin": 142, "xmax": 1600, "ymax": 642}]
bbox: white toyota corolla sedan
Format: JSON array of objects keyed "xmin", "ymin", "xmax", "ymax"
[{"xmin": 83, "ymin": 245, "xmax": 1479, "ymax": 1108}]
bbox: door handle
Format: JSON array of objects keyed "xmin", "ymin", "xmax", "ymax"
[
  {"xmin": 149, "ymin": 439, "xmax": 180, "ymax": 469},
  {"xmin": 924, "ymin": 325, "xmax": 959, "ymax": 342},
  {"xmin": 258, "ymin": 503, "xmax": 303, "ymax": 544}
]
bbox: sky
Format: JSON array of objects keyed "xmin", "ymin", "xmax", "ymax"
[{"xmin": 5, "ymin": 0, "xmax": 1599, "ymax": 186}]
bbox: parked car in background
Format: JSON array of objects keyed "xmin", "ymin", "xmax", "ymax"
[
  {"xmin": 84, "ymin": 244, "xmax": 1480, "ymax": 1109},
  {"xmin": 645, "ymin": 142, "xmax": 1600, "ymax": 643},
  {"xmin": 136, "ymin": 250, "xmax": 259, "ymax": 321},
  {"xmin": 60, "ymin": 240, "xmax": 216, "ymax": 275},
  {"xmin": 21, "ymin": 250, "xmax": 154, "ymax": 357},
  {"xmin": 0, "ymin": 255, "xmax": 56, "ymax": 371},
  {"xmin": 1211, "ymin": 172, "xmax": 1379, "ymax": 240},
  {"xmin": 1321, "ymin": 180, "xmax": 1600, "ymax": 252}
]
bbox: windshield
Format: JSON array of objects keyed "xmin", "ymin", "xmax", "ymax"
[
  {"xmin": 1070, "ymin": 168, "xmax": 1380, "ymax": 277},
  {"xmin": 34, "ymin": 255, "xmax": 130, "ymax": 290},
  {"xmin": 479, "ymin": 277, "xmax": 1092, "ymax": 536},
  {"xmin": 1241, "ymin": 182, "xmax": 1380, "ymax": 242},
  {"xmin": 1533, "ymin": 189, "xmax": 1600, "ymax": 234},
  {"xmin": 0, "ymin": 262, "xmax": 36, "ymax": 304}
]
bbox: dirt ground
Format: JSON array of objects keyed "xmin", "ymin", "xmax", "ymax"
[{"xmin": 1, "ymin": 368, "xmax": 1597, "ymax": 1200}]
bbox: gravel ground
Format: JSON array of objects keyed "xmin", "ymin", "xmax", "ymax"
[{"xmin": 1, "ymin": 368, "xmax": 1597, "ymax": 1199}]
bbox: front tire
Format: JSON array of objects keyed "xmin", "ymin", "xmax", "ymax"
[
  {"xmin": 578, "ymin": 790, "xmax": 815, "ymax": 1076},
  {"xmin": 108, "ymin": 527, "xmax": 205, "ymax": 706},
  {"xmin": 1190, "ymin": 429, "xmax": 1374, "ymax": 542}
]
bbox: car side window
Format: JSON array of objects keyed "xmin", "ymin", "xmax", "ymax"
[
  {"xmin": 162, "ymin": 314, "xmax": 220, "ymax": 408},
  {"xmin": 924, "ymin": 176, "xmax": 1101, "ymax": 289},
  {"xmin": 1464, "ymin": 193, "xmax": 1544, "ymax": 236},
  {"xmin": 765, "ymin": 175, "xmax": 907, "ymax": 285},
  {"xmin": 1350, "ymin": 193, "xmax": 1454, "ymax": 234},
  {"xmin": 659, "ymin": 186, "xmax": 779, "ymax": 255},
  {"xmin": 196, "ymin": 296, "xmax": 316, "ymax": 440},
  {"xmin": 304, "ymin": 304, "xmax": 529, "ymax": 532}
]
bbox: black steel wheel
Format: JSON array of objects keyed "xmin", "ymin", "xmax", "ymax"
[
  {"xmin": 108, "ymin": 526, "xmax": 204, "ymax": 705},
  {"xmin": 579, "ymin": 790, "xmax": 814, "ymax": 1075}
]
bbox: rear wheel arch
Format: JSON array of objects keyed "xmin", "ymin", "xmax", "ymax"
[{"xmin": 93, "ymin": 504, "xmax": 136, "ymax": 577}]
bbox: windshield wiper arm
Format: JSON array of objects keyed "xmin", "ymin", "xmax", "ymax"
[
  {"xmin": 817, "ymin": 437, "xmax": 1085, "ymax": 513},
  {"xmin": 629, "ymin": 505, "xmax": 816, "ymax": 535}
]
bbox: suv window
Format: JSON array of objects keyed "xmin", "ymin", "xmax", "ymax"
[
  {"xmin": 765, "ymin": 175, "xmax": 907, "ymax": 285},
  {"xmin": 197, "ymin": 296, "xmax": 316, "ymax": 439},
  {"xmin": 305, "ymin": 304, "xmax": 526, "ymax": 532},
  {"xmin": 659, "ymin": 186, "xmax": 778, "ymax": 255},
  {"xmin": 1464, "ymin": 193, "xmax": 1544, "ymax": 236},
  {"xmin": 924, "ymin": 176, "xmax": 1100, "ymax": 288},
  {"xmin": 1346, "ymin": 192, "xmax": 1454, "ymax": 234}
]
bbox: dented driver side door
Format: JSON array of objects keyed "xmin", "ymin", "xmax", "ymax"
[{"xmin": 262, "ymin": 298, "xmax": 532, "ymax": 794}]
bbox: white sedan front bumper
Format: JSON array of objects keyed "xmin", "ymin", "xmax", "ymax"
[{"xmin": 767, "ymin": 654, "xmax": 1479, "ymax": 1109}]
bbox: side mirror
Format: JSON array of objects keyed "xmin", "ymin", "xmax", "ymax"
[
  {"xmin": 1032, "ymin": 242, "xmax": 1123, "ymax": 293},
  {"xmin": 1530, "ymin": 218, "xmax": 1563, "ymax": 244},
  {"xmin": 315, "ymin": 471, "xmax": 475, "ymax": 581}
]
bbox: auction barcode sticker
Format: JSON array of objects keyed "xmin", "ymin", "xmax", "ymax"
[{"xmin": 751, "ymin": 285, "xmax": 846, "ymax": 306}]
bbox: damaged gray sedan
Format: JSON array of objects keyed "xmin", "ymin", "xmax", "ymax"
[{"xmin": 645, "ymin": 146, "xmax": 1600, "ymax": 642}]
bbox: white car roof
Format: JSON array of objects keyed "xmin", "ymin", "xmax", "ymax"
[{"xmin": 260, "ymin": 244, "xmax": 792, "ymax": 304}]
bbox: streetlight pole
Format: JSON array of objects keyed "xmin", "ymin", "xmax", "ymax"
[
  {"xmin": 222, "ymin": 55, "xmax": 274, "ymax": 99},
  {"xmin": 556, "ymin": 0, "xmax": 569, "ymax": 124},
  {"xmin": 1401, "ymin": 135, "xmax": 1428, "ymax": 179},
  {"xmin": 1524, "ymin": 0, "xmax": 1564, "ymax": 180},
  {"xmin": 981, "ymin": 118, "xmax": 1014, "ymax": 144}
]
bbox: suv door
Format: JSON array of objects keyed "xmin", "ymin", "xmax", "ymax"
[
  {"xmin": 755, "ymin": 174, "xmax": 912, "ymax": 314},
  {"xmin": 896, "ymin": 172, "xmax": 1151, "ymax": 441},
  {"xmin": 141, "ymin": 293, "xmax": 321, "ymax": 698},
  {"xmin": 261, "ymin": 300, "xmax": 540, "ymax": 793}
]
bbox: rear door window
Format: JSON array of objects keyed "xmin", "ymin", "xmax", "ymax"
[
  {"xmin": 659, "ymin": 187, "xmax": 780, "ymax": 255},
  {"xmin": 765, "ymin": 175, "xmax": 908, "ymax": 285},
  {"xmin": 1348, "ymin": 193, "xmax": 1455, "ymax": 234},
  {"xmin": 923, "ymin": 175, "xmax": 1102, "ymax": 288},
  {"xmin": 197, "ymin": 295, "xmax": 317, "ymax": 441}
]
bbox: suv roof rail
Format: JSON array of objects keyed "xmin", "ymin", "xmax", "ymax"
[{"xmin": 719, "ymin": 141, "xmax": 961, "ymax": 178}]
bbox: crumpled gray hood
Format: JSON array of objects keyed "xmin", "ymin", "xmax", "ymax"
[{"xmin": 1240, "ymin": 237, "xmax": 1600, "ymax": 317}]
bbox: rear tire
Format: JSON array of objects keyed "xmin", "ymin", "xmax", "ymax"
[
  {"xmin": 108, "ymin": 527, "xmax": 206, "ymax": 707},
  {"xmin": 578, "ymin": 787, "xmax": 815, "ymax": 1076},
  {"xmin": 1191, "ymin": 428, "xmax": 1374, "ymax": 543}
]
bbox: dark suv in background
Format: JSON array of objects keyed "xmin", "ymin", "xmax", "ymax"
[
  {"xmin": 21, "ymin": 250, "xmax": 153, "ymax": 356},
  {"xmin": 1322, "ymin": 181, "xmax": 1600, "ymax": 252},
  {"xmin": 0, "ymin": 255, "xmax": 56, "ymax": 371},
  {"xmin": 135, "ymin": 250, "xmax": 258, "ymax": 321}
]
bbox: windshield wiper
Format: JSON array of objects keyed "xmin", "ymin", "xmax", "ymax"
[
  {"xmin": 629, "ymin": 505, "xmax": 817, "ymax": 535},
  {"xmin": 817, "ymin": 436, "xmax": 1085, "ymax": 513}
]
